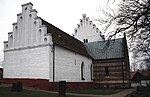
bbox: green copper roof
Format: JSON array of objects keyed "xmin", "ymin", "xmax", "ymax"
[{"xmin": 85, "ymin": 38, "xmax": 124, "ymax": 60}]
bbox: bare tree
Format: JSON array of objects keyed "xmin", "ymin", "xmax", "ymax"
[{"xmin": 98, "ymin": 0, "xmax": 150, "ymax": 70}]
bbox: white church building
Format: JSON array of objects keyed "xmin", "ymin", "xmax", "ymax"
[{"xmin": 3, "ymin": 2, "xmax": 130, "ymax": 90}]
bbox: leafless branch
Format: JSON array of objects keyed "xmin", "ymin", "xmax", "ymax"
[{"xmin": 96, "ymin": 0, "xmax": 150, "ymax": 70}]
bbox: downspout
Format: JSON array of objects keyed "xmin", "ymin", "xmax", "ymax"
[
  {"xmin": 123, "ymin": 33, "xmax": 131, "ymax": 87},
  {"xmin": 52, "ymin": 44, "xmax": 55, "ymax": 91},
  {"xmin": 122, "ymin": 33, "xmax": 127, "ymax": 88}
]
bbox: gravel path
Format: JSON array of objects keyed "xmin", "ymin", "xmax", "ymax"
[{"xmin": 65, "ymin": 88, "xmax": 135, "ymax": 97}]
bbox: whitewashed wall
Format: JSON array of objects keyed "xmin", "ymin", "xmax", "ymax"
[
  {"xmin": 3, "ymin": 45, "xmax": 53, "ymax": 79},
  {"xmin": 73, "ymin": 14, "xmax": 104, "ymax": 43},
  {"xmin": 3, "ymin": 2, "xmax": 93, "ymax": 83},
  {"xmin": 3, "ymin": 3, "xmax": 53, "ymax": 80},
  {"xmin": 54, "ymin": 45, "xmax": 93, "ymax": 82}
]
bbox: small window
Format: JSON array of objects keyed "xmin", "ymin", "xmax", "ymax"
[
  {"xmin": 10, "ymin": 35, "xmax": 13, "ymax": 38},
  {"xmin": 86, "ymin": 18, "xmax": 88, "ymax": 21},
  {"xmin": 107, "ymin": 84, "xmax": 109, "ymax": 88},
  {"xmin": 81, "ymin": 62, "xmax": 85, "ymax": 80},
  {"xmin": 25, "ymin": 7, "xmax": 27, "ymax": 10},
  {"xmin": 83, "ymin": 39, "xmax": 86, "ymax": 43},
  {"xmin": 20, "ymin": 16, "xmax": 22, "ymax": 19},
  {"xmin": 44, "ymin": 38, "xmax": 47, "ymax": 42},
  {"xmin": 86, "ymin": 39, "xmax": 88, "ymax": 43},
  {"xmin": 6, "ymin": 44, "xmax": 8, "ymax": 48},
  {"xmin": 29, "ymin": 14, "xmax": 32, "ymax": 17},
  {"xmin": 89, "ymin": 21, "xmax": 92, "ymax": 25},
  {"xmin": 83, "ymin": 15, "xmax": 86, "ymax": 19},
  {"xmin": 39, "ymin": 29, "xmax": 42, "ymax": 32},
  {"xmin": 34, "ymin": 21, "xmax": 36, "ymax": 24},
  {"xmin": 78, "ymin": 24, "xmax": 80, "ymax": 28},
  {"xmin": 105, "ymin": 67, "xmax": 109, "ymax": 76},
  {"xmin": 15, "ymin": 26, "xmax": 17, "ymax": 29},
  {"xmin": 75, "ymin": 29, "xmax": 77, "ymax": 33}
]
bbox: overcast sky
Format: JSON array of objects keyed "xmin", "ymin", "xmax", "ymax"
[{"xmin": 0, "ymin": 0, "xmax": 120, "ymax": 62}]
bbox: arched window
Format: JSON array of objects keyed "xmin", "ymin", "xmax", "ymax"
[
  {"xmin": 10, "ymin": 35, "xmax": 13, "ymax": 38},
  {"xmin": 75, "ymin": 29, "xmax": 77, "ymax": 34},
  {"xmin": 6, "ymin": 44, "xmax": 8, "ymax": 48},
  {"xmin": 34, "ymin": 21, "xmax": 36, "ymax": 24},
  {"xmin": 29, "ymin": 14, "xmax": 32, "ymax": 17},
  {"xmin": 25, "ymin": 7, "xmax": 27, "ymax": 10},
  {"xmin": 86, "ymin": 39, "xmax": 88, "ymax": 43},
  {"xmin": 81, "ymin": 61, "xmax": 85, "ymax": 80},
  {"xmin": 44, "ymin": 38, "xmax": 47, "ymax": 42},
  {"xmin": 20, "ymin": 16, "xmax": 22, "ymax": 19},
  {"xmin": 83, "ymin": 39, "xmax": 86, "ymax": 43}
]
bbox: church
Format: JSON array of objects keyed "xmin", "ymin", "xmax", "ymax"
[{"xmin": 3, "ymin": 2, "xmax": 130, "ymax": 91}]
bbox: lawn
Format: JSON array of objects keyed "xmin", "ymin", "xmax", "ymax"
[
  {"xmin": 0, "ymin": 87, "xmax": 55, "ymax": 97},
  {"xmin": 0, "ymin": 87, "xmax": 83, "ymax": 97},
  {"xmin": 0, "ymin": 86, "xmax": 123, "ymax": 97},
  {"xmin": 67, "ymin": 88, "xmax": 122, "ymax": 95}
]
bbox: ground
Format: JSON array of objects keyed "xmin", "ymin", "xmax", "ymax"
[
  {"xmin": 125, "ymin": 86, "xmax": 150, "ymax": 97},
  {"xmin": 0, "ymin": 87, "xmax": 81, "ymax": 97},
  {"xmin": 0, "ymin": 84, "xmax": 135, "ymax": 97}
]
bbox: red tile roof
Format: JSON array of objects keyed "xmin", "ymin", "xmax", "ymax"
[
  {"xmin": 131, "ymin": 70, "xmax": 150, "ymax": 80},
  {"xmin": 42, "ymin": 19, "xmax": 91, "ymax": 57},
  {"xmin": 130, "ymin": 72, "xmax": 136, "ymax": 79}
]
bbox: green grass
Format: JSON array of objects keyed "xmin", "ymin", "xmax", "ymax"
[
  {"xmin": 0, "ymin": 87, "xmax": 55, "ymax": 97},
  {"xmin": 67, "ymin": 88, "xmax": 122, "ymax": 95},
  {"xmin": 0, "ymin": 86, "xmax": 123, "ymax": 97},
  {"xmin": 0, "ymin": 87, "xmax": 83, "ymax": 97}
]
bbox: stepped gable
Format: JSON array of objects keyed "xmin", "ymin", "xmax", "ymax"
[
  {"xmin": 42, "ymin": 19, "xmax": 91, "ymax": 57},
  {"xmin": 73, "ymin": 14, "xmax": 104, "ymax": 43}
]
